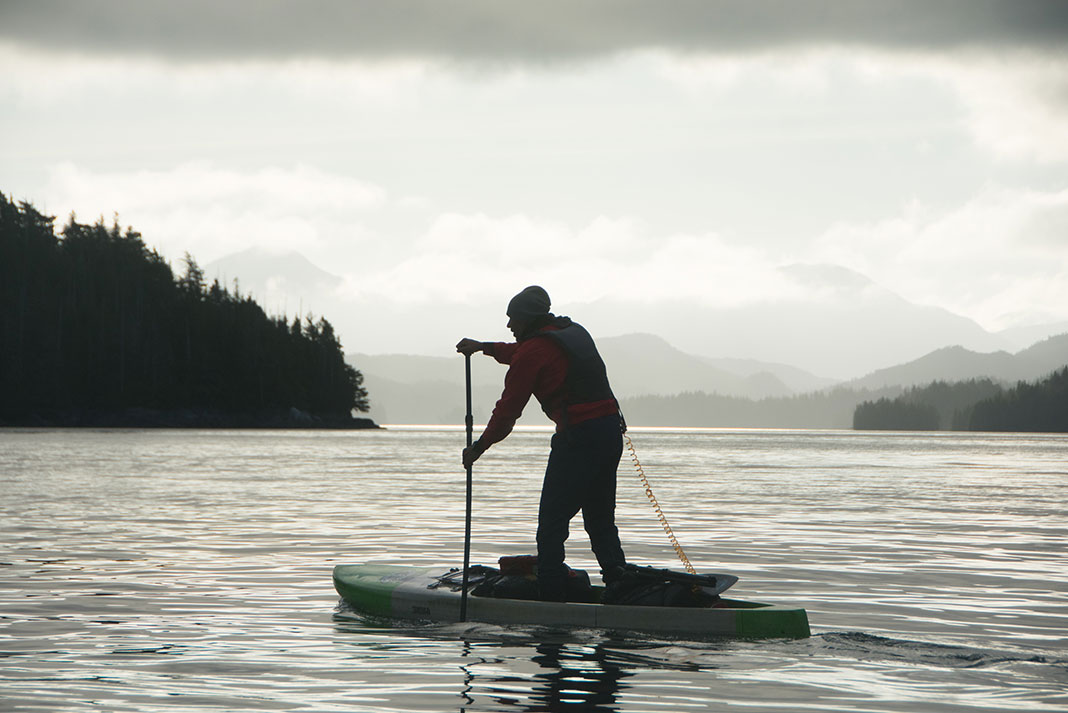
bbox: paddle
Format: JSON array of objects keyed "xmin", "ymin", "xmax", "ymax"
[{"xmin": 460, "ymin": 353, "xmax": 474, "ymax": 622}]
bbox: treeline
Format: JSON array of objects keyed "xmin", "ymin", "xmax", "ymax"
[
  {"xmin": 853, "ymin": 379, "xmax": 1002, "ymax": 430},
  {"xmin": 853, "ymin": 370, "xmax": 1068, "ymax": 432},
  {"xmin": 969, "ymin": 367, "xmax": 1068, "ymax": 432},
  {"xmin": 619, "ymin": 386, "xmax": 899, "ymax": 429},
  {"xmin": 0, "ymin": 192, "xmax": 370, "ymax": 426},
  {"xmin": 621, "ymin": 369, "xmax": 1068, "ymax": 433}
]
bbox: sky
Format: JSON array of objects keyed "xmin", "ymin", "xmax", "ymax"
[{"xmin": 2, "ymin": 1, "xmax": 1067, "ymax": 371}]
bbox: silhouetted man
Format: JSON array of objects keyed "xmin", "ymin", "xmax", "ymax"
[{"xmin": 456, "ymin": 286, "xmax": 627, "ymax": 601}]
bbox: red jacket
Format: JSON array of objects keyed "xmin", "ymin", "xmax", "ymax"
[{"xmin": 479, "ymin": 327, "xmax": 618, "ymax": 447}]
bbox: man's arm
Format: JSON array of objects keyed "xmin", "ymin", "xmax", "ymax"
[
  {"xmin": 457, "ymin": 338, "xmax": 519, "ymax": 363},
  {"xmin": 460, "ymin": 342, "xmax": 544, "ymax": 468}
]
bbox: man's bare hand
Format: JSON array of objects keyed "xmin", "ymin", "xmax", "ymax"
[{"xmin": 456, "ymin": 338, "xmax": 485, "ymax": 356}]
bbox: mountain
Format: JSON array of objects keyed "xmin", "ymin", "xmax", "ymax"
[
  {"xmin": 848, "ymin": 333, "xmax": 1068, "ymax": 390},
  {"xmin": 997, "ymin": 320, "xmax": 1068, "ymax": 352},
  {"xmin": 597, "ymin": 333, "xmax": 794, "ymax": 399},
  {"xmin": 204, "ymin": 247, "xmax": 342, "ymax": 317},
  {"xmin": 600, "ymin": 334, "xmax": 837, "ymax": 397},
  {"xmin": 1017, "ymin": 332, "xmax": 1068, "ymax": 376},
  {"xmin": 207, "ymin": 248, "xmax": 1067, "ymax": 384},
  {"xmin": 351, "ymin": 331, "xmax": 1068, "ymax": 427},
  {"xmin": 698, "ymin": 356, "xmax": 839, "ymax": 394},
  {"xmin": 850, "ymin": 346, "xmax": 1019, "ymax": 390},
  {"xmin": 572, "ymin": 265, "xmax": 1011, "ymax": 379},
  {"xmin": 349, "ymin": 332, "xmax": 1068, "ymax": 428},
  {"xmin": 349, "ymin": 352, "xmax": 503, "ymax": 425},
  {"xmin": 349, "ymin": 334, "xmax": 833, "ymax": 425}
]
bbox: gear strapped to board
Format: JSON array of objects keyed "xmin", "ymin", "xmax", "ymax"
[{"xmin": 623, "ymin": 432, "xmax": 697, "ymax": 575}]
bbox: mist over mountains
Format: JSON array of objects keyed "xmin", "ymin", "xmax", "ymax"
[
  {"xmin": 207, "ymin": 249, "xmax": 1062, "ymax": 373},
  {"xmin": 847, "ymin": 333, "xmax": 1068, "ymax": 391},
  {"xmin": 595, "ymin": 333, "xmax": 838, "ymax": 397},
  {"xmin": 206, "ymin": 248, "xmax": 342, "ymax": 317},
  {"xmin": 207, "ymin": 248, "xmax": 1068, "ymax": 426},
  {"xmin": 350, "ymin": 334, "xmax": 842, "ymax": 426},
  {"xmin": 570, "ymin": 264, "xmax": 1015, "ymax": 379},
  {"xmin": 350, "ymin": 333, "xmax": 1068, "ymax": 427}
]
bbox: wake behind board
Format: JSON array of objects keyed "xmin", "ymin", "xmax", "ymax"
[{"xmin": 333, "ymin": 564, "xmax": 810, "ymax": 639}]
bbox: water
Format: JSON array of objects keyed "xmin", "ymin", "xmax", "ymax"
[{"xmin": 1, "ymin": 427, "xmax": 1066, "ymax": 712}]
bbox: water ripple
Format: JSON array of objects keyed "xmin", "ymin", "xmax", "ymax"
[{"xmin": 1, "ymin": 427, "xmax": 1066, "ymax": 712}]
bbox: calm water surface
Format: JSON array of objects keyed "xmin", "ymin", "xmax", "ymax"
[{"xmin": 1, "ymin": 427, "xmax": 1066, "ymax": 712}]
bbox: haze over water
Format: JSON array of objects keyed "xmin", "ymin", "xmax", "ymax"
[{"xmin": 2, "ymin": 427, "xmax": 1066, "ymax": 712}]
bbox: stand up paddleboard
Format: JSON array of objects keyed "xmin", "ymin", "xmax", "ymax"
[
  {"xmin": 333, "ymin": 563, "xmax": 810, "ymax": 639},
  {"xmin": 337, "ymin": 353, "xmax": 810, "ymax": 640}
]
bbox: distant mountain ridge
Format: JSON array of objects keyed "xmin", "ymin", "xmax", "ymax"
[
  {"xmin": 350, "ymin": 352, "xmax": 503, "ymax": 425},
  {"xmin": 211, "ymin": 247, "xmax": 1068, "ymax": 380},
  {"xmin": 349, "ymin": 334, "xmax": 835, "ymax": 425},
  {"xmin": 996, "ymin": 321, "xmax": 1068, "ymax": 352},
  {"xmin": 206, "ymin": 247, "xmax": 342, "ymax": 293},
  {"xmin": 597, "ymin": 333, "xmax": 830, "ymax": 400},
  {"xmin": 847, "ymin": 333, "xmax": 1068, "ymax": 391},
  {"xmin": 204, "ymin": 247, "xmax": 1068, "ymax": 426},
  {"xmin": 570, "ymin": 264, "xmax": 1017, "ymax": 378},
  {"xmin": 350, "ymin": 332, "xmax": 1068, "ymax": 427}
]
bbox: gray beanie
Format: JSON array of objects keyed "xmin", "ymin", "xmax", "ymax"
[{"xmin": 506, "ymin": 285, "xmax": 551, "ymax": 320}]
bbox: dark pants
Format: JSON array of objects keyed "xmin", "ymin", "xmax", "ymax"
[{"xmin": 536, "ymin": 413, "xmax": 627, "ymax": 600}]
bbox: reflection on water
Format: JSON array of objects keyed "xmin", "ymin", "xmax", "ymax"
[
  {"xmin": 2, "ymin": 427, "xmax": 1067, "ymax": 712},
  {"xmin": 477, "ymin": 641, "xmax": 632, "ymax": 712},
  {"xmin": 332, "ymin": 615, "xmax": 661, "ymax": 712},
  {"xmin": 453, "ymin": 639, "xmax": 633, "ymax": 712}
]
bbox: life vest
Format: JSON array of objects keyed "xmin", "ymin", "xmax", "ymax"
[{"xmin": 536, "ymin": 317, "xmax": 616, "ymax": 419}]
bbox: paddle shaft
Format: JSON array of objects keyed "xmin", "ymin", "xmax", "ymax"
[{"xmin": 460, "ymin": 353, "xmax": 473, "ymax": 622}]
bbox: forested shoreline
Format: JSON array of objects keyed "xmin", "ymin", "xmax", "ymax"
[
  {"xmin": 0, "ymin": 193, "xmax": 374, "ymax": 428},
  {"xmin": 853, "ymin": 370, "xmax": 1068, "ymax": 432},
  {"xmin": 618, "ymin": 368, "xmax": 1068, "ymax": 433},
  {"xmin": 618, "ymin": 386, "xmax": 898, "ymax": 429}
]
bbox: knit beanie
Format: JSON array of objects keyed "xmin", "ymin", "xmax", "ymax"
[{"xmin": 506, "ymin": 285, "xmax": 551, "ymax": 320}]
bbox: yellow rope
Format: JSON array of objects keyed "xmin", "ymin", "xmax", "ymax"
[{"xmin": 624, "ymin": 432, "xmax": 696, "ymax": 574}]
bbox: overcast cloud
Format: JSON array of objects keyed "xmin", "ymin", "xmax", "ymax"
[
  {"xmin": 1, "ymin": 1, "xmax": 1066, "ymax": 372},
  {"xmin": 3, "ymin": 0, "xmax": 1067, "ymax": 61}
]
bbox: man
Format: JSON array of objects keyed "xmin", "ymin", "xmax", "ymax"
[{"xmin": 456, "ymin": 285, "xmax": 627, "ymax": 601}]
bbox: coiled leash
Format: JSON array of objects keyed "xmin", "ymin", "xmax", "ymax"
[{"xmin": 623, "ymin": 431, "xmax": 697, "ymax": 575}]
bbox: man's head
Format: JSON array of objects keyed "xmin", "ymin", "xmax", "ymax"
[{"xmin": 506, "ymin": 285, "xmax": 551, "ymax": 339}]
